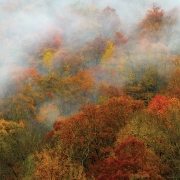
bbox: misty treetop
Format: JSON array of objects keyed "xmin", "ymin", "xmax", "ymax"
[{"xmin": 1, "ymin": 0, "xmax": 180, "ymax": 179}]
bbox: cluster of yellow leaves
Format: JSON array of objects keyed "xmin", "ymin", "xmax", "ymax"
[
  {"xmin": 0, "ymin": 119, "xmax": 25, "ymax": 136},
  {"xmin": 0, "ymin": 119, "xmax": 25, "ymax": 150},
  {"xmin": 101, "ymin": 41, "xmax": 115, "ymax": 63},
  {"xmin": 34, "ymin": 148, "xmax": 87, "ymax": 180},
  {"xmin": 43, "ymin": 51, "xmax": 53, "ymax": 72}
]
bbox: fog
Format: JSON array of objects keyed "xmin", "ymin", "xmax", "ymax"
[{"xmin": 0, "ymin": 0, "xmax": 180, "ymax": 96}]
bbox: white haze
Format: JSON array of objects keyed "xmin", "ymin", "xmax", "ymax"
[{"xmin": 0, "ymin": 0, "xmax": 180, "ymax": 96}]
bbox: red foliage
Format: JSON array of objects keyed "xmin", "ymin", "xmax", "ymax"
[
  {"xmin": 38, "ymin": 25, "xmax": 63, "ymax": 52},
  {"xmin": 113, "ymin": 31, "xmax": 128, "ymax": 45},
  {"xmin": 82, "ymin": 36, "xmax": 106, "ymax": 66},
  {"xmin": 99, "ymin": 84, "xmax": 122, "ymax": 98},
  {"xmin": 148, "ymin": 94, "xmax": 172, "ymax": 115},
  {"xmin": 140, "ymin": 5, "xmax": 165, "ymax": 41},
  {"xmin": 47, "ymin": 96, "xmax": 144, "ymax": 177},
  {"xmin": 23, "ymin": 68, "xmax": 41, "ymax": 81},
  {"xmin": 47, "ymin": 25, "xmax": 63, "ymax": 49},
  {"xmin": 9, "ymin": 66, "xmax": 41, "ymax": 85},
  {"xmin": 97, "ymin": 135, "xmax": 162, "ymax": 180},
  {"xmin": 144, "ymin": 6, "xmax": 164, "ymax": 25}
]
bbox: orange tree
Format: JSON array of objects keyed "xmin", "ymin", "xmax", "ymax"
[{"xmin": 47, "ymin": 96, "xmax": 144, "ymax": 178}]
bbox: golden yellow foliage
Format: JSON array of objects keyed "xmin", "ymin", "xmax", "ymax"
[
  {"xmin": 43, "ymin": 51, "xmax": 53, "ymax": 72},
  {"xmin": 101, "ymin": 41, "xmax": 115, "ymax": 63},
  {"xmin": 34, "ymin": 148, "xmax": 87, "ymax": 180},
  {"xmin": 0, "ymin": 119, "xmax": 25, "ymax": 137}
]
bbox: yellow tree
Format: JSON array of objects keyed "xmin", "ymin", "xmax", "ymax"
[
  {"xmin": 42, "ymin": 50, "xmax": 53, "ymax": 73},
  {"xmin": 101, "ymin": 41, "xmax": 115, "ymax": 63},
  {"xmin": 0, "ymin": 119, "xmax": 25, "ymax": 179},
  {"xmin": 33, "ymin": 148, "xmax": 87, "ymax": 180}
]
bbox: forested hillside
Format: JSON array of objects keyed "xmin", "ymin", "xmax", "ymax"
[{"xmin": 1, "ymin": 0, "xmax": 180, "ymax": 179}]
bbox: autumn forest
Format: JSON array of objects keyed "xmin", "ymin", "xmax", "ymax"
[{"xmin": 1, "ymin": 0, "xmax": 180, "ymax": 179}]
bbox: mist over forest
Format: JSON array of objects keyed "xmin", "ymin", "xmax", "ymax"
[{"xmin": 1, "ymin": 0, "xmax": 180, "ymax": 179}]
